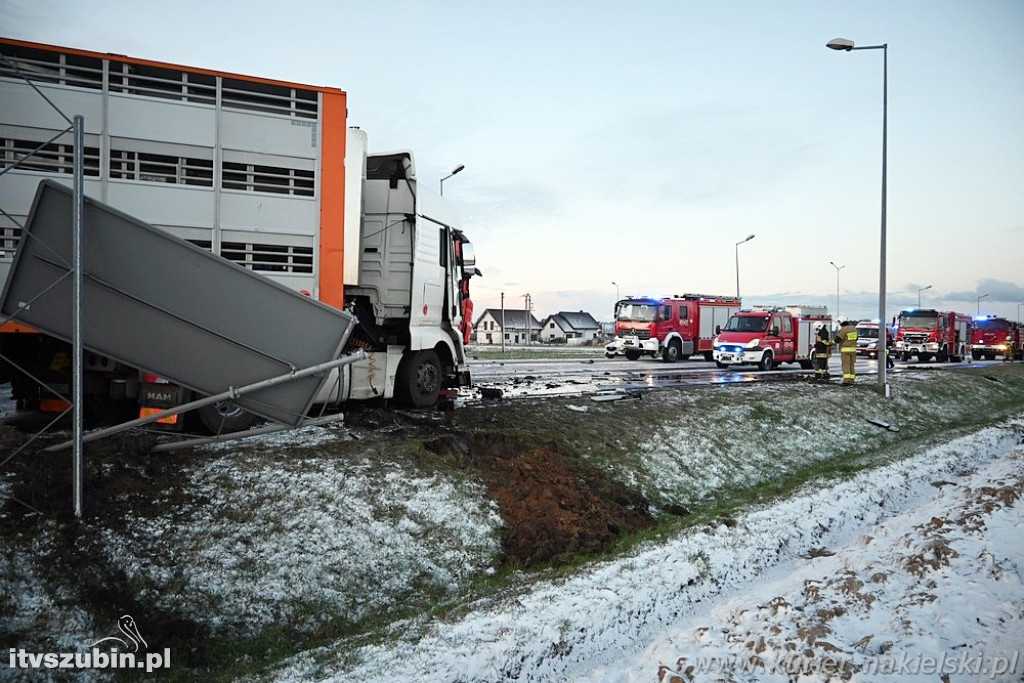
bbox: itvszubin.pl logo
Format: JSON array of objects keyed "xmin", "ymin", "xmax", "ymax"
[{"xmin": 7, "ymin": 614, "xmax": 171, "ymax": 673}]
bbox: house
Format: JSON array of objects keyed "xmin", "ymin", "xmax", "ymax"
[
  {"xmin": 539, "ymin": 311, "xmax": 603, "ymax": 345},
  {"xmin": 473, "ymin": 309, "xmax": 543, "ymax": 345}
]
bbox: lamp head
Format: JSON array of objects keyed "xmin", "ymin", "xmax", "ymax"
[
  {"xmin": 450, "ymin": 164, "xmax": 465, "ymax": 175},
  {"xmin": 826, "ymin": 38, "xmax": 855, "ymax": 51}
]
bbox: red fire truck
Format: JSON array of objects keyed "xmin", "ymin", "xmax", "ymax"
[
  {"xmin": 971, "ymin": 316, "xmax": 1022, "ymax": 361},
  {"xmin": 605, "ymin": 293, "xmax": 741, "ymax": 362},
  {"xmin": 893, "ymin": 309, "xmax": 971, "ymax": 363},
  {"xmin": 712, "ymin": 305, "xmax": 831, "ymax": 370}
]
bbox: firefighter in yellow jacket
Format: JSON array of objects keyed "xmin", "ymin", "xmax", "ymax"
[{"xmin": 836, "ymin": 320, "xmax": 859, "ymax": 385}]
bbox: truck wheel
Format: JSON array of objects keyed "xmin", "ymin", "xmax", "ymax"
[
  {"xmin": 197, "ymin": 400, "xmax": 260, "ymax": 434},
  {"xmin": 937, "ymin": 347, "xmax": 948, "ymax": 363},
  {"xmin": 798, "ymin": 360, "xmax": 813, "ymax": 370},
  {"xmin": 971, "ymin": 350, "xmax": 981, "ymax": 360},
  {"xmin": 758, "ymin": 351, "xmax": 774, "ymax": 371},
  {"xmin": 703, "ymin": 351, "xmax": 714, "ymax": 362},
  {"xmin": 662, "ymin": 340, "xmax": 681, "ymax": 362},
  {"xmin": 624, "ymin": 350, "xmax": 641, "ymax": 361},
  {"xmin": 396, "ymin": 350, "xmax": 442, "ymax": 408},
  {"xmin": 715, "ymin": 361, "xmax": 728, "ymax": 369}
]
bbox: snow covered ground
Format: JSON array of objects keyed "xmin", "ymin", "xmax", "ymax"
[
  {"xmin": 273, "ymin": 418, "xmax": 1023, "ymax": 682},
  {"xmin": 2, "ymin": 370, "xmax": 1022, "ymax": 682}
]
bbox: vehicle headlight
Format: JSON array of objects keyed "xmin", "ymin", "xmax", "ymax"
[{"xmin": 746, "ymin": 338, "xmax": 761, "ymax": 348}]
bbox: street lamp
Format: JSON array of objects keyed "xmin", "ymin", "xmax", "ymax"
[
  {"xmin": 830, "ymin": 261, "xmax": 845, "ymax": 321},
  {"xmin": 917, "ymin": 284, "xmax": 932, "ymax": 308},
  {"xmin": 439, "ymin": 163, "xmax": 465, "ymax": 195},
  {"xmin": 827, "ymin": 36, "xmax": 889, "ymax": 396},
  {"xmin": 612, "ymin": 281, "xmax": 620, "ymax": 301},
  {"xmin": 735, "ymin": 234, "xmax": 755, "ymax": 299},
  {"xmin": 977, "ymin": 293, "xmax": 989, "ymax": 316}
]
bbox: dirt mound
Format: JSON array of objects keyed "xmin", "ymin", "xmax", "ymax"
[{"xmin": 426, "ymin": 434, "xmax": 654, "ymax": 567}]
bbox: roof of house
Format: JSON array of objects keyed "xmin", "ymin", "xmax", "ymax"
[
  {"xmin": 547, "ymin": 311, "xmax": 601, "ymax": 331},
  {"xmin": 475, "ymin": 309, "xmax": 542, "ymax": 329}
]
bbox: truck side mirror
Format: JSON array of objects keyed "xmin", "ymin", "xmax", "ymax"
[
  {"xmin": 771, "ymin": 327, "xmax": 780, "ymax": 337},
  {"xmin": 715, "ymin": 325, "xmax": 721, "ymax": 335}
]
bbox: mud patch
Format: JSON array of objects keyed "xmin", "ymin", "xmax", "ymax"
[{"xmin": 426, "ymin": 434, "xmax": 655, "ymax": 567}]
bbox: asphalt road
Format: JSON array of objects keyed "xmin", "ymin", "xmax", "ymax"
[{"xmin": 462, "ymin": 351, "xmax": 999, "ymax": 401}]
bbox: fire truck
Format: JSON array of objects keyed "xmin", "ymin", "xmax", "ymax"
[
  {"xmin": 0, "ymin": 38, "xmax": 479, "ymax": 431},
  {"xmin": 605, "ymin": 293, "xmax": 740, "ymax": 362},
  {"xmin": 893, "ymin": 309, "xmax": 971, "ymax": 363},
  {"xmin": 712, "ymin": 305, "xmax": 830, "ymax": 370},
  {"xmin": 971, "ymin": 316, "xmax": 1022, "ymax": 361}
]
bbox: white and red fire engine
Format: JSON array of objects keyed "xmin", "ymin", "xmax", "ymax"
[
  {"xmin": 893, "ymin": 309, "xmax": 971, "ymax": 363},
  {"xmin": 971, "ymin": 316, "xmax": 1022, "ymax": 361},
  {"xmin": 712, "ymin": 305, "xmax": 831, "ymax": 370},
  {"xmin": 605, "ymin": 293, "xmax": 740, "ymax": 362}
]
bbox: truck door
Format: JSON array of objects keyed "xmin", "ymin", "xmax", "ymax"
[{"xmin": 780, "ymin": 315, "xmax": 795, "ymax": 357}]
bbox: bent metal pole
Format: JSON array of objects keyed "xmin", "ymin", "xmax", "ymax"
[{"xmin": 45, "ymin": 350, "xmax": 366, "ymax": 452}]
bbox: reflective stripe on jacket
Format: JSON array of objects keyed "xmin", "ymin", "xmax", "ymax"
[{"xmin": 838, "ymin": 325, "xmax": 858, "ymax": 353}]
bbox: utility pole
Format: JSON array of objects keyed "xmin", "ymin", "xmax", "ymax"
[
  {"xmin": 500, "ymin": 292, "xmax": 505, "ymax": 353},
  {"xmin": 523, "ymin": 293, "xmax": 531, "ymax": 345}
]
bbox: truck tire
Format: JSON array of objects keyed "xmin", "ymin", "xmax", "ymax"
[
  {"xmin": 624, "ymin": 350, "xmax": 641, "ymax": 361},
  {"xmin": 396, "ymin": 349, "xmax": 442, "ymax": 408},
  {"xmin": 758, "ymin": 351, "xmax": 774, "ymax": 371},
  {"xmin": 662, "ymin": 340, "xmax": 682, "ymax": 362},
  {"xmin": 937, "ymin": 347, "xmax": 949, "ymax": 363},
  {"xmin": 972, "ymin": 349, "xmax": 981, "ymax": 360},
  {"xmin": 703, "ymin": 351, "xmax": 714, "ymax": 362},
  {"xmin": 798, "ymin": 360, "xmax": 813, "ymax": 370},
  {"xmin": 197, "ymin": 400, "xmax": 260, "ymax": 434},
  {"xmin": 715, "ymin": 360, "xmax": 728, "ymax": 369}
]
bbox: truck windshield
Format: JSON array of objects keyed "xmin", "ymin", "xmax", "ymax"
[
  {"xmin": 616, "ymin": 303, "xmax": 657, "ymax": 322},
  {"xmin": 976, "ymin": 319, "xmax": 1009, "ymax": 332},
  {"xmin": 856, "ymin": 326, "xmax": 879, "ymax": 339},
  {"xmin": 723, "ymin": 316, "xmax": 768, "ymax": 333},
  {"xmin": 899, "ymin": 314, "xmax": 937, "ymax": 329}
]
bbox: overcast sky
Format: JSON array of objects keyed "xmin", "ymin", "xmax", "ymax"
[{"xmin": 4, "ymin": 0, "xmax": 1023, "ymax": 323}]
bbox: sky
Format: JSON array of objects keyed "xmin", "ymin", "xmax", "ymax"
[{"xmin": 3, "ymin": 0, "xmax": 1023, "ymax": 323}]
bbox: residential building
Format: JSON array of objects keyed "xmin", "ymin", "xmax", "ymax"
[
  {"xmin": 473, "ymin": 309, "xmax": 543, "ymax": 345},
  {"xmin": 539, "ymin": 311, "xmax": 603, "ymax": 345}
]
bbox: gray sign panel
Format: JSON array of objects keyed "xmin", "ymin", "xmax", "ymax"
[{"xmin": 0, "ymin": 180, "xmax": 355, "ymax": 426}]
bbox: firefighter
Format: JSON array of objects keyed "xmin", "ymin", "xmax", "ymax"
[
  {"xmin": 1005, "ymin": 333, "xmax": 1015, "ymax": 362},
  {"xmin": 885, "ymin": 329, "xmax": 895, "ymax": 369},
  {"xmin": 836, "ymin": 320, "xmax": 859, "ymax": 385},
  {"xmin": 813, "ymin": 325, "xmax": 832, "ymax": 380}
]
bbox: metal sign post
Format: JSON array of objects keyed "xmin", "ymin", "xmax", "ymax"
[{"xmin": 72, "ymin": 114, "xmax": 84, "ymax": 518}]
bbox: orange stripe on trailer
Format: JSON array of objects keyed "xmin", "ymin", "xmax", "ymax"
[
  {"xmin": 318, "ymin": 89, "xmax": 348, "ymax": 310},
  {"xmin": 0, "ymin": 320, "xmax": 40, "ymax": 334},
  {"xmin": 39, "ymin": 398, "xmax": 72, "ymax": 413},
  {"xmin": 0, "ymin": 37, "xmax": 346, "ymax": 94}
]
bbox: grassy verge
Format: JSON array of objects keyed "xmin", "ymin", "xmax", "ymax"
[{"xmin": 2, "ymin": 364, "xmax": 1023, "ymax": 680}]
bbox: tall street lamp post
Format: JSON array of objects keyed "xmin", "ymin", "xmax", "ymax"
[
  {"xmin": 439, "ymin": 163, "xmax": 465, "ymax": 196},
  {"xmin": 917, "ymin": 284, "xmax": 932, "ymax": 308},
  {"xmin": 735, "ymin": 234, "xmax": 755, "ymax": 299},
  {"xmin": 827, "ymin": 36, "xmax": 888, "ymax": 396},
  {"xmin": 977, "ymin": 293, "xmax": 989, "ymax": 316},
  {"xmin": 612, "ymin": 281, "xmax": 620, "ymax": 301},
  {"xmin": 830, "ymin": 261, "xmax": 845, "ymax": 322}
]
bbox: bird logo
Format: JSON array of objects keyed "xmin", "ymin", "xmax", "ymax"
[{"xmin": 90, "ymin": 614, "xmax": 147, "ymax": 653}]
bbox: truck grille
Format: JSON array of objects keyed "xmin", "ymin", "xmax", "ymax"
[{"xmin": 904, "ymin": 333, "xmax": 929, "ymax": 344}]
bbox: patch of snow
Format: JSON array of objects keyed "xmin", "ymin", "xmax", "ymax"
[
  {"xmin": 275, "ymin": 417, "xmax": 1023, "ymax": 682},
  {"xmin": 97, "ymin": 450, "xmax": 503, "ymax": 636}
]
